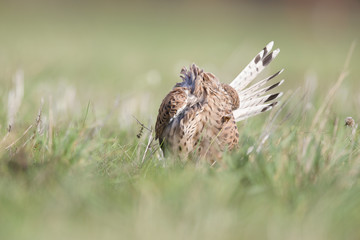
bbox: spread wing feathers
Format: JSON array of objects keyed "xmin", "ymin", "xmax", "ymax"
[
  {"xmin": 230, "ymin": 41, "xmax": 280, "ymax": 92},
  {"xmin": 155, "ymin": 87, "xmax": 188, "ymax": 140},
  {"xmin": 234, "ymin": 102, "xmax": 278, "ymax": 122}
]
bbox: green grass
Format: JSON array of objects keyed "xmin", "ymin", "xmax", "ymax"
[{"xmin": 1, "ymin": 2, "xmax": 360, "ymax": 240}]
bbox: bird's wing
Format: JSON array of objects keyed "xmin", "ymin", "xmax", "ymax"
[
  {"xmin": 230, "ymin": 41, "xmax": 284, "ymax": 122},
  {"xmin": 155, "ymin": 87, "xmax": 188, "ymax": 140}
]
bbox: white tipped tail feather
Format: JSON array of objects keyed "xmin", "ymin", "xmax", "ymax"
[{"xmin": 230, "ymin": 41, "xmax": 284, "ymax": 122}]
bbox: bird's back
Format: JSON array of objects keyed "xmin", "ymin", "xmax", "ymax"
[{"xmin": 156, "ymin": 66, "xmax": 239, "ymax": 161}]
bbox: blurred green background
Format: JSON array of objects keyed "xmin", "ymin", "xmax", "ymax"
[
  {"xmin": 1, "ymin": 0, "xmax": 359, "ymax": 117},
  {"xmin": 1, "ymin": 1, "xmax": 360, "ymax": 240}
]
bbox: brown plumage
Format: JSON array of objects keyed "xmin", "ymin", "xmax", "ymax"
[{"xmin": 155, "ymin": 42, "xmax": 284, "ymax": 162}]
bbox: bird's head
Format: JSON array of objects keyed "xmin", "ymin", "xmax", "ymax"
[{"xmin": 176, "ymin": 64, "xmax": 220, "ymax": 97}]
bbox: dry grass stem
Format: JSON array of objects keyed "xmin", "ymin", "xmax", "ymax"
[
  {"xmin": 311, "ymin": 41, "xmax": 356, "ymax": 130},
  {"xmin": 48, "ymin": 97, "xmax": 54, "ymax": 152},
  {"xmin": 4, "ymin": 125, "xmax": 33, "ymax": 150},
  {"xmin": 302, "ymin": 42, "xmax": 356, "ymax": 165},
  {"xmin": 7, "ymin": 70, "xmax": 24, "ymax": 132},
  {"xmin": 141, "ymin": 128, "xmax": 154, "ymax": 164}
]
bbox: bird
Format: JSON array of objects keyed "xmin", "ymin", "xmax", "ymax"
[{"xmin": 155, "ymin": 41, "xmax": 284, "ymax": 162}]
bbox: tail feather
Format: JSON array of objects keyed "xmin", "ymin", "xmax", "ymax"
[
  {"xmin": 240, "ymin": 92, "xmax": 283, "ymax": 109},
  {"xmin": 230, "ymin": 41, "xmax": 280, "ymax": 92},
  {"xmin": 241, "ymin": 69, "xmax": 284, "ymax": 95},
  {"xmin": 230, "ymin": 41, "xmax": 284, "ymax": 122},
  {"xmin": 242, "ymin": 80, "xmax": 285, "ymax": 102},
  {"xmin": 234, "ymin": 102, "xmax": 278, "ymax": 122}
]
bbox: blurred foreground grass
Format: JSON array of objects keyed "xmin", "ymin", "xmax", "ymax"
[{"xmin": 0, "ymin": 2, "xmax": 360, "ymax": 240}]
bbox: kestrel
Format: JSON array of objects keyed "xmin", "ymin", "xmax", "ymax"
[{"xmin": 155, "ymin": 41, "xmax": 284, "ymax": 161}]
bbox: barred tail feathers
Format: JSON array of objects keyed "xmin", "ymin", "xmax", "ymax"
[
  {"xmin": 231, "ymin": 41, "xmax": 284, "ymax": 122},
  {"xmin": 229, "ymin": 41, "xmax": 280, "ymax": 92},
  {"xmin": 234, "ymin": 102, "xmax": 279, "ymax": 122}
]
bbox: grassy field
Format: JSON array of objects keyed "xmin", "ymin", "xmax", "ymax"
[{"xmin": 1, "ymin": 2, "xmax": 360, "ymax": 239}]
